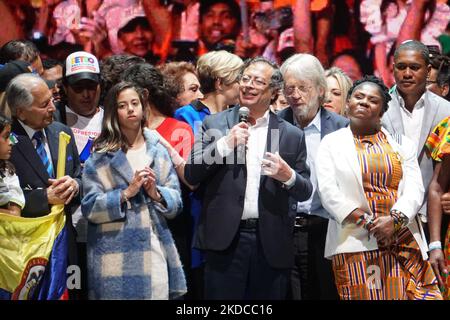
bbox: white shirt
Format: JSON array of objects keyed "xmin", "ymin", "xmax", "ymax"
[
  {"xmin": 126, "ymin": 142, "xmax": 169, "ymax": 299},
  {"xmin": 65, "ymin": 106, "xmax": 104, "ymax": 155},
  {"xmin": 294, "ymin": 109, "xmax": 328, "ymax": 218},
  {"xmin": 396, "ymin": 90, "xmax": 425, "ymax": 151},
  {"xmin": 217, "ymin": 110, "xmax": 296, "ymax": 220},
  {"xmin": 241, "ymin": 111, "xmax": 270, "ymax": 219},
  {"xmin": 18, "ymin": 120, "xmax": 54, "ymax": 173},
  {"xmin": 66, "ymin": 106, "xmax": 103, "ymax": 242}
]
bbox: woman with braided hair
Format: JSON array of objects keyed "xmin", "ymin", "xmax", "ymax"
[{"xmin": 316, "ymin": 75, "xmax": 442, "ymax": 300}]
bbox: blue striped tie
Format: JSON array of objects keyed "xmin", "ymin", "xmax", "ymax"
[{"xmin": 33, "ymin": 131, "xmax": 54, "ymax": 178}]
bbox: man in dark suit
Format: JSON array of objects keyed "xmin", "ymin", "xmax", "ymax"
[
  {"xmin": 5, "ymin": 74, "xmax": 81, "ymax": 295},
  {"xmin": 184, "ymin": 57, "xmax": 313, "ymax": 299},
  {"xmin": 279, "ymin": 53, "xmax": 349, "ymax": 300}
]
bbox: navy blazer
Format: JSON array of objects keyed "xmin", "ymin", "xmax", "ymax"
[
  {"xmin": 184, "ymin": 107, "xmax": 312, "ymax": 269},
  {"xmin": 10, "ymin": 119, "xmax": 82, "ymax": 264}
]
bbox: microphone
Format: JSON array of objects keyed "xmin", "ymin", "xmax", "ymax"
[
  {"xmin": 237, "ymin": 107, "xmax": 249, "ymax": 164},
  {"xmin": 238, "ymin": 106, "xmax": 250, "ymax": 123}
]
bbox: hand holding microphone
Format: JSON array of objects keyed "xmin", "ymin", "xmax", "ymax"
[{"xmin": 225, "ymin": 107, "xmax": 250, "ymax": 149}]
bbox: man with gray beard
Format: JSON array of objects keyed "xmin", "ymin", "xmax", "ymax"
[{"xmin": 279, "ymin": 53, "xmax": 348, "ymax": 300}]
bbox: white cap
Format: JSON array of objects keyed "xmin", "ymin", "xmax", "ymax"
[
  {"xmin": 98, "ymin": 1, "xmax": 147, "ymax": 54},
  {"xmin": 65, "ymin": 51, "xmax": 100, "ymax": 84}
]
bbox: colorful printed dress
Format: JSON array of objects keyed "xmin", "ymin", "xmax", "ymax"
[
  {"xmin": 332, "ymin": 131, "xmax": 441, "ymax": 300},
  {"xmin": 426, "ymin": 116, "xmax": 450, "ymax": 300}
]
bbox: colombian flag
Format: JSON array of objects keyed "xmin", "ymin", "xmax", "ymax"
[
  {"xmin": 0, "ymin": 132, "xmax": 72, "ymax": 300},
  {"xmin": 0, "ymin": 207, "xmax": 68, "ymax": 300}
]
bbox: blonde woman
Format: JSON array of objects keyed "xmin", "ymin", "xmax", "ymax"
[
  {"xmin": 171, "ymin": 50, "xmax": 243, "ymax": 299},
  {"xmin": 324, "ymin": 67, "xmax": 353, "ymax": 116},
  {"xmin": 174, "ymin": 50, "xmax": 243, "ymax": 135}
]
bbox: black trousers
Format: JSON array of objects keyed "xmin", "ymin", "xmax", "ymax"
[
  {"xmin": 290, "ymin": 215, "xmax": 339, "ymax": 300},
  {"xmin": 204, "ymin": 225, "xmax": 289, "ymax": 300}
]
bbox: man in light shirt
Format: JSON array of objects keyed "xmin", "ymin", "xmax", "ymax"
[
  {"xmin": 279, "ymin": 53, "xmax": 348, "ymax": 300},
  {"xmin": 382, "ymin": 40, "xmax": 450, "ymax": 224},
  {"xmin": 185, "ymin": 57, "xmax": 312, "ymax": 299}
]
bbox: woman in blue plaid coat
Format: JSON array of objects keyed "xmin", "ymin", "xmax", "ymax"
[{"xmin": 81, "ymin": 82, "xmax": 186, "ymax": 299}]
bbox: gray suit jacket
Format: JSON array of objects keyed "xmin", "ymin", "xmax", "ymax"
[{"xmin": 381, "ymin": 90, "xmax": 450, "ymax": 216}]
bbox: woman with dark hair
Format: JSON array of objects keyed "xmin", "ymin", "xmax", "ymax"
[
  {"xmin": 0, "ymin": 114, "xmax": 23, "ymax": 216},
  {"xmin": 81, "ymin": 82, "xmax": 186, "ymax": 300},
  {"xmin": 121, "ymin": 63, "xmax": 195, "ymax": 170},
  {"xmin": 316, "ymin": 75, "xmax": 442, "ymax": 300},
  {"xmin": 121, "ymin": 63, "xmax": 196, "ymax": 298}
]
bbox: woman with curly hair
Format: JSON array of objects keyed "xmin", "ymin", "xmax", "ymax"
[{"xmin": 316, "ymin": 75, "xmax": 442, "ymax": 300}]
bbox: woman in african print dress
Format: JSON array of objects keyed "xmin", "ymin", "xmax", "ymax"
[
  {"xmin": 427, "ymin": 116, "xmax": 450, "ymax": 299},
  {"xmin": 316, "ymin": 75, "xmax": 442, "ymax": 300}
]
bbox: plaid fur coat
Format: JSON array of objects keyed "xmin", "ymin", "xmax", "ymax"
[{"xmin": 81, "ymin": 128, "xmax": 186, "ymax": 299}]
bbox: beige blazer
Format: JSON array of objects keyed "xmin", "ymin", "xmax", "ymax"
[{"xmin": 316, "ymin": 127, "xmax": 428, "ymax": 260}]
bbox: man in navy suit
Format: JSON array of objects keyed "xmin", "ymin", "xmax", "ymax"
[
  {"xmin": 5, "ymin": 74, "xmax": 81, "ymax": 295},
  {"xmin": 185, "ymin": 57, "xmax": 312, "ymax": 299},
  {"xmin": 279, "ymin": 53, "xmax": 349, "ymax": 300}
]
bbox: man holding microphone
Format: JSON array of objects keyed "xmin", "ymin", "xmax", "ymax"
[{"xmin": 185, "ymin": 57, "xmax": 312, "ymax": 299}]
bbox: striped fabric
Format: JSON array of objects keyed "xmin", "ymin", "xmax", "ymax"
[
  {"xmin": 426, "ymin": 116, "xmax": 450, "ymax": 299},
  {"xmin": 426, "ymin": 116, "xmax": 450, "ymax": 162},
  {"xmin": 332, "ymin": 131, "xmax": 442, "ymax": 300},
  {"xmin": 443, "ymin": 228, "xmax": 450, "ymax": 300},
  {"xmin": 33, "ymin": 131, "xmax": 54, "ymax": 178}
]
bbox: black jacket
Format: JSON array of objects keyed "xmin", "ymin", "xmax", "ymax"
[{"xmin": 184, "ymin": 107, "xmax": 312, "ymax": 268}]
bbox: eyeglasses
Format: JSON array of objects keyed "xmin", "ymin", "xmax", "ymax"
[
  {"xmin": 240, "ymin": 75, "xmax": 268, "ymax": 89},
  {"xmin": 9, "ymin": 133, "xmax": 18, "ymax": 145},
  {"xmin": 284, "ymin": 85, "xmax": 313, "ymax": 97}
]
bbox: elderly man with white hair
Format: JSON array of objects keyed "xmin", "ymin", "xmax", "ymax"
[
  {"xmin": 6, "ymin": 73, "xmax": 82, "ymax": 298},
  {"xmin": 279, "ymin": 53, "xmax": 349, "ymax": 300}
]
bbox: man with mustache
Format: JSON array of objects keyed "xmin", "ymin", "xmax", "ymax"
[
  {"xmin": 278, "ymin": 53, "xmax": 348, "ymax": 300},
  {"xmin": 382, "ymin": 40, "xmax": 450, "ymax": 235},
  {"xmin": 185, "ymin": 57, "xmax": 312, "ymax": 299}
]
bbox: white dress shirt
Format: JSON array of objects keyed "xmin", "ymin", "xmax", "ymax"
[
  {"xmin": 216, "ymin": 110, "xmax": 295, "ymax": 220},
  {"xmin": 293, "ymin": 109, "xmax": 328, "ymax": 219},
  {"xmin": 18, "ymin": 120, "xmax": 54, "ymax": 171},
  {"xmin": 394, "ymin": 89, "xmax": 425, "ymax": 151}
]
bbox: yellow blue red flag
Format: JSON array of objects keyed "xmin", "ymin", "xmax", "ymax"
[{"xmin": 0, "ymin": 131, "xmax": 72, "ymax": 300}]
